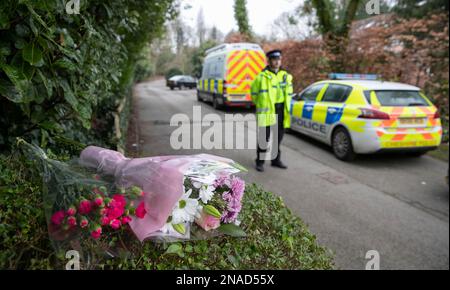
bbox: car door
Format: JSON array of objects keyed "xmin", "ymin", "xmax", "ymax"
[
  {"xmin": 316, "ymin": 84, "xmax": 353, "ymax": 140},
  {"xmin": 291, "ymin": 83, "xmax": 327, "ymax": 136}
]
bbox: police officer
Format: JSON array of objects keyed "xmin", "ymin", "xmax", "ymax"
[{"xmin": 251, "ymin": 49, "xmax": 293, "ymax": 172}]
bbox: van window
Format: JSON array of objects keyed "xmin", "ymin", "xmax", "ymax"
[
  {"xmin": 202, "ymin": 62, "xmax": 212, "ymax": 79},
  {"xmin": 321, "ymin": 84, "xmax": 352, "ymax": 103}
]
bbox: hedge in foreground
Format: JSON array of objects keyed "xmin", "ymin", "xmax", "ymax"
[{"xmin": 0, "ymin": 152, "xmax": 334, "ymax": 270}]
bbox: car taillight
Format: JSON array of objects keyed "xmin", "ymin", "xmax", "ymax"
[
  {"xmin": 434, "ymin": 110, "xmax": 441, "ymax": 119},
  {"xmin": 358, "ymin": 108, "xmax": 390, "ymax": 120}
]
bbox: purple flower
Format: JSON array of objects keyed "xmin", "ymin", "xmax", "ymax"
[
  {"xmin": 216, "ymin": 176, "xmax": 245, "ymax": 224},
  {"xmin": 230, "ymin": 177, "xmax": 245, "ymax": 200},
  {"xmin": 222, "ymin": 191, "xmax": 232, "ymax": 202},
  {"xmin": 221, "ymin": 210, "xmax": 239, "ymax": 224},
  {"xmin": 227, "ymin": 198, "xmax": 242, "ymax": 213},
  {"xmin": 214, "ymin": 175, "xmax": 231, "ymax": 188}
]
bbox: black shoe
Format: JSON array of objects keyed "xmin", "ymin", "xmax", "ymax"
[
  {"xmin": 271, "ymin": 161, "xmax": 288, "ymax": 169},
  {"xmin": 256, "ymin": 163, "xmax": 265, "ymax": 172}
]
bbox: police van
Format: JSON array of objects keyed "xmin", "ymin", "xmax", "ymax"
[
  {"xmin": 290, "ymin": 74, "xmax": 443, "ymax": 161},
  {"xmin": 197, "ymin": 43, "xmax": 266, "ymax": 109}
]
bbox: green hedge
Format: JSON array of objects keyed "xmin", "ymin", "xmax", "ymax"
[
  {"xmin": 0, "ymin": 0, "xmax": 176, "ymax": 153},
  {"xmin": 0, "ymin": 151, "xmax": 334, "ymax": 270}
]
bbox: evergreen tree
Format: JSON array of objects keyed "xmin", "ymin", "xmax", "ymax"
[{"xmin": 233, "ymin": 0, "xmax": 253, "ymax": 39}]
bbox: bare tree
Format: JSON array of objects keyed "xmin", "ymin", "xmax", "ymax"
[{"xmin": 197, "ymin": 8, "xmax": 206, "ymax": 46}]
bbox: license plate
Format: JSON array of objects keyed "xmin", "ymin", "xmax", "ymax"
[{"xmin": 399, "ymin": 118, "xmax": 425, "ymax": 125}]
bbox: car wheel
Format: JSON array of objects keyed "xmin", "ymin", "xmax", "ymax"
[
  {"xmin": 197, "ymin": 91, "xmax": 203, "ymax": 102},
  {"xmin": 332, "ymin": 127, "xmax": 356, "ymax": 161},
  {"xmin": 170, "ymin": 86, "xmax": 174, "ymax": 90}
]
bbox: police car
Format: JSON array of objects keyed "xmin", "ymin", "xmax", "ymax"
[{"xmin": 290, "ymin": 74, "xmax": 443, "ymax": 161}]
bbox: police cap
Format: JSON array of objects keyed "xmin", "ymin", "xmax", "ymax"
[{"xmin": 266, "ymin": 49, "xmax": 282, "ymax": 59}]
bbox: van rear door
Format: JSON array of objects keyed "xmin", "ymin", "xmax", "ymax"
[{"xmin": 225, "ymin": 49, "xmax": 266, "ymax": 103}]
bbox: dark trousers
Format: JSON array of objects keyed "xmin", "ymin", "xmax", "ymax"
[{"xmin": 256, "ymin": 103, "xmax": 285, "ymax": 165}]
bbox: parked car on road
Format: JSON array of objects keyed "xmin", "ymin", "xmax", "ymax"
[
  {"xmin": 167, "ymin": 75, "xmax": 197, "ymax": 90},
  {"xmin": 290, "ymin": 73, "xmax": 443, "ymax": 161}
]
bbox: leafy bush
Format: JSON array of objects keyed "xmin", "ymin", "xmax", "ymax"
[
  {"xmin": 0, "ymin": 150, "xmax": 334, "ymax": 270},
  {"xmin": 0, "ymin": 0, "xmax": 177, "ymax": 152}
]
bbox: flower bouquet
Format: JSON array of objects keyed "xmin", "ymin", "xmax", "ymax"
[{"xmin": 20, "ymin": 141, "xmax": 247, "ymax": 263}]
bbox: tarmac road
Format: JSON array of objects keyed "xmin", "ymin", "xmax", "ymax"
[{"xmin": 132, "ymin": 79, "xmax": 449, "ymax": 270}]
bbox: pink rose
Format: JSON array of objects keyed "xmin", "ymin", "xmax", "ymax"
[
  {"xmin": 135, "ymin": 201, "xmax": 147, "ymax": 219},
  {"xmin": 78, "ymin": 199, "xmax": 92, "ymax": 215},
  {"xmin": 121, "ymin": 216, "xmax": 132, "ymax": 225},
  {"xmin": 106, "ymin": 206, "xmax": 124, "ymax": 220},
  {"xmin": 80, "ymin": 218, "xmax": 89, "ymax": 228},
  {"xmin": 51, "ymin": 210, "xmax": 66, "ymax": 226},
  {"xmin": 112, "ymin": 194, "xmax": 127, "ymax": 208},
  {"xmin": 109, "ymin": 219, "xmax": 122, "ymax": 230},
  {"xmin": 67, "ymin": 216, "xmax": 77, "ymax": 228},
  {"xmin": 66, "ymin": 206, "xmax": 77, "ymax": 216},
  {"xmin": 100, "ymin": 216, "xmax": 110, "ymax": 226},
  {"xmin": 91, "ymin": 226, "xmax": 102, "ymax": 240},
  {"xmin": 195, "ymin": 211, "xmax": 221, "ymax": 231},
  {"xmin": 94, "ymin": 196, "xmax": 104, "ymax": 207}
]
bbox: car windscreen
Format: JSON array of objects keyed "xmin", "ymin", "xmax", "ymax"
[{"xmin": 373, "ymin": 90, "xmax": 429, "ymax": 107}]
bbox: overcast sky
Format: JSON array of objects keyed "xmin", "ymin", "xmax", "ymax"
[{"xmin": 180, "ymin": 0, "xmax": 305, "ymax": 36}]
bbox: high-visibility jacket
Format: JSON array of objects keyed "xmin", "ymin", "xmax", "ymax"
[{"xmin": 251, "ymin": 68, "xmax": 294, "ymax": 128}]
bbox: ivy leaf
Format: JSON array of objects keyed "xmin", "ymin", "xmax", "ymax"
[
  {"xmin": 76, "ymin": 102, "xmax": 92, "ymax": 129},
  {"xmin": 53, "ymin": 58, "xmax": 76, "ymax": 71},
  {"xmin": 36, "ymin": 69, "xmax": 52, "ymax": 98},
  {"xmin": 218, "ymin": 224, "xmax": 247, "ymax": 238},
  {"xmin": 60, "ymin": 80, "xmax": 78, "ymax": 111},
  {"xmin": 22, "ymin": 43, "xmax": 43, "ymax": 67},
  {"xmin": 164, "ymin": 243, "xmax": 184, "ymax": 258},
  {"xmin": 0, "ymin": 64, "xmax": 33, "ymax": 103}
]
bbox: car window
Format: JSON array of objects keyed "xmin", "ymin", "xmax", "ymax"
[
  {"xmin": 169, "ymin": 76, "xmax": 183, "ymax": 81},
  {"xmin": 374, "ymin": 91, "xmax": 429, "ymax": 107},
  {"xmin": 321, "ymin": 84, "xmax": 352, "ymax": 103},
  {"xmin": 301, "ymin": 84, "xmax": 325, "ymax": 101}
]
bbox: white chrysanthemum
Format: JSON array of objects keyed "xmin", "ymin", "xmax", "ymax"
[
  {"xmin": 199, "ymin": 184, "xmax": 215, "ymax": 204},
  {"xmin": 172, "ymin": 189, "xmax": 199, "ymax": 224}
]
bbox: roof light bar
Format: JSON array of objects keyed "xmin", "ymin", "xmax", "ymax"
[{"xmin": 329, "ymin": 73, "xmax": 379, "ymax": 80}]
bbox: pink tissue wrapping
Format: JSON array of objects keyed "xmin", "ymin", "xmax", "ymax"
[{"xmin": 79, "ymin": 146, "xmax": 234, "ymax": 242}]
